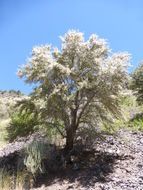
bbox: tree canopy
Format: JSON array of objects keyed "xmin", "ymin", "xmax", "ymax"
[{"xmin": 18, "ymin": 30, "xmax": 130, "ymax": 150}]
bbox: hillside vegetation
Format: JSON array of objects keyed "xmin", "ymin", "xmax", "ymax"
[
  {"xmin": 1, "ymin": 31, "xmax": 143, "ymax": 190},
  {"xmin": 0, "ymin": 90, "xmax": 27, "ymax": 147}
]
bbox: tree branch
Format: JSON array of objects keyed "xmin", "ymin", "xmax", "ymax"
[
  {"xmin": 54, "ymin": 124, "xmax": 66, "ymax": 138},
  {"xmin": 45, "ymin": 121, "xmax": 66, "ymax": 138},
  {"xmin": 76, "ymin": 95, "xmax": 95, "ymax": 127}
]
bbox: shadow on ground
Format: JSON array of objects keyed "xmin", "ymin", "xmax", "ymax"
[{"xmin": 33, "ymin": 149, "xmax": 123, "ymax": 189}]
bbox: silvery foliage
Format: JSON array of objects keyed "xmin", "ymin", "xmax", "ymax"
[{"xmin": 18, "ymin": 30, "xmax": 130, "ymax": 138}]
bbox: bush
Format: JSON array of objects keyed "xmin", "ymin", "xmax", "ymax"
[
  {"xmin": 130, "ymin": 62, "xmax": 143, "ymax": 104},
  {"xmin": 23, "ymin": 140, "xmax": 55, "ymax": 175},
  {"xmin": 7, "ymin": 112, "xmax": 40, "ymax": 142},
  {"xmin": 24, "ymin": 141, "xmax": 46, "ymax": 175},
  {"xmin": 127, "ymin": 112, "xmax": 143, "ymax": 131}
]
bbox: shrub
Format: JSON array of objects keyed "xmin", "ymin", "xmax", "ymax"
[
  {"xmin": 23, "ymin": 140, "xmax": 54, "ymax": 175},
  {"xmin": 127, "ymin": 112, "xmax": 143, "ymax": 131},
  {"xmin": 130, "ymin": 62, "xmax": 143, "ymax": 104},
  {"xmin": 7, "ymin": 112, "xmax": 40, "ymax": 142}
]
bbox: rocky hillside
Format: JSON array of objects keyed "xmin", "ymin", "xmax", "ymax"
[
  {"xmin": 0, "ymin": 90, "xmax": 27, "ymax": 147},
  {"xmin": 0, "ymin": 90, "xmax": 27, "ymax": 118},
  {"xmin": 31, "ymin": 129, "xmax": 143, "ymax": 190},
  {"xmin": 0, "ymin": 90, "xmax": 143, "ymax": 189},
  {"xmin": 0, "ymin": 128, "xmax": 142, "ymax": 190}
]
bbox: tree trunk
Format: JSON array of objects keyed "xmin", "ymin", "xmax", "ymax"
[
  {"xmin": 65, "ymin": 128, "xmax": 75, "ymax": 151},
  {"xmin": 65, "ymin": 107, "xmax": 78, "ymax": 151}
]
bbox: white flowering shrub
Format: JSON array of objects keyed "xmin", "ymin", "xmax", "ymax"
[{"xmin": 18, "ymin": 30, "xmax": 130, "ymax": 150}]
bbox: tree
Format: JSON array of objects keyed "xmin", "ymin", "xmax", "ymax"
[
  {"xmin": 130, "ymin": 62, "xmax": 143, "ymax": 104},
  {"xmin": 18, "ymin": 30, "xmax": 130, "ymax": 151}
]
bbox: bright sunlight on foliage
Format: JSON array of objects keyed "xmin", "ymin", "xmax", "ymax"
[{"xmin": 17, "ymin": 30, "xmax": 130, "ymax": 150}]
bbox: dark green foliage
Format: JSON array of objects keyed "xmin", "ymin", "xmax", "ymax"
[
  {"xmin": 0, "ymin": 89, "xmax": 22, "ymax": 95},
  {"xmin": 8, "ymin": 90, "xmax": 22, "ymax": 95},
  {"xmin": 7, "ymin": 112, "xmax": 40, "ymax": 142},
  {"xmin": 130, "ymin": 62, "xmax": 143, "ymax": 104}
]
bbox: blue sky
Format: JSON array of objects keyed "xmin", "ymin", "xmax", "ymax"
[{"xmin": 0, "ymin": 0, "xmax": 143, "ymax": 94}]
